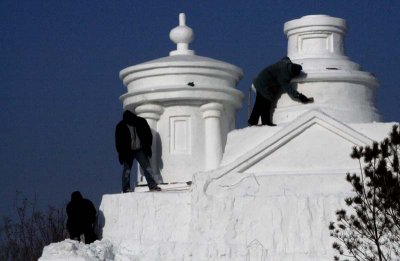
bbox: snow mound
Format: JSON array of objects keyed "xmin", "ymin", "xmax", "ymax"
[{"xmin": 39, "ymin": 239, "xmax": 123, "ymax": 261}]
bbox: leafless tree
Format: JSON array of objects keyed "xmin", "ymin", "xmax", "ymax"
[{"xmin": 0, "ymin": 193, "xmax": 68, "ymax": 261}]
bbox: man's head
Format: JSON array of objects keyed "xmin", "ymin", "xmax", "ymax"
[
  {"xmin": 123, "ymin": 110, "xmax": 137, "ymax": 124},
  {"xmin": 288, "ymin": 63, "xmax": 302, "ymax": 77},
  {"xmin": 71, "ymin": 191, "xmax": 83, "ymax": 201}
]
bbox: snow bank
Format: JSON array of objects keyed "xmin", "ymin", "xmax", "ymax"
[{"xmin": 39, "ymin": 239, "xmax": 118, "ymax": 261}]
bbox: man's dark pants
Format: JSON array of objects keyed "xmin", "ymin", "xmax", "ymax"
[
  {"xmin": 122, "ymin": 148, "xmax": 157, "ymax": 191},
  {"xmin": 248, "ymin": 91, "xmax": 273, "ymax": 126}
]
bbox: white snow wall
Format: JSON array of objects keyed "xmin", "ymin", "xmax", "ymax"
[{"xmin": 98, "ymin": 171, "xmax": 351, "ymax": 261}]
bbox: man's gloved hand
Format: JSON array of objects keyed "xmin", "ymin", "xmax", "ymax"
[{"xmin": 299, "ymin": 94, "xmax": 314, "ymax": 104}]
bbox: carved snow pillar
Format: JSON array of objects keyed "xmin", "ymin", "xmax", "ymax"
[
  {"xmin": 135, "ymin": 104, "xmax": 164, "ymax": 183},
  {"xmin": 119, "ymin": 13, "xmax": 243, "ymax": 183},
  {"xmin": 201, "ymin": 103, "xmax": 223, "ymax": 170}
]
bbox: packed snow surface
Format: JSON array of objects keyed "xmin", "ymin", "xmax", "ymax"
[{"xmin": 39, "ymin": 239, "xmax": 118, "ymax": 261}]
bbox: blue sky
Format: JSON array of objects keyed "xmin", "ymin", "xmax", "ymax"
[{"xmin": 1, "ymin": 1, "xmax": 399, "ymax": 219}]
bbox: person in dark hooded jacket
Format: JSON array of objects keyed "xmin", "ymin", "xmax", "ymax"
[
  {"xmin": 248, "ymin": 57, "xmax": 314, "ymax": 126},
  {"xmin": 115, "ymin": 110, "xmax": 161, "ymax": 192},
  {"xmin": 66, "ymin": 191, "xmax": 98, "ymax": 244}
]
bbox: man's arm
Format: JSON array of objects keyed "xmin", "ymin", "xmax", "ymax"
[
  {"xmin": 115, "ymin": 123, "xmax": 124, "ymax": 153},
  {"xmin": 136, "ymin": 118, "xmax": 152, "ymax": 146},
  {"xmin": 280, "ymin": 82, "xmax": 301, "ymax": 100},
  {"xmin": 280, "ymin": 81, "xmax": 313, "ymax": 104},
  {"xmin": 139, "ymin": 118, "xmax": 153, "ymax": 158}
]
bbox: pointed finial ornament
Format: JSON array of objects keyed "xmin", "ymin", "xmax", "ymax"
[{"xmin": 169, "ymin": 13, "xmax": 195, "ymax": 55}]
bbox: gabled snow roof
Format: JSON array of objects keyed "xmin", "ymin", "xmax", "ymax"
[{"xmin": 218, "ymin": 109, "xmax": 375, "ymax": 178}]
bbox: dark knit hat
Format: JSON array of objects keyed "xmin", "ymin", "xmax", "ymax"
[
  {"xmin": 71, "ymin": 191, "xmax": 83, "ymax": 201},
  {"xmin": 123, "ymin": 110, "xmax": 137, "ymax": 123},
  {"xmin": 289, "ymin": 63, "xmax": 302, "ymax": 77}
]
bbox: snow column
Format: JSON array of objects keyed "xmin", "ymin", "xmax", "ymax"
[
  {"xmin": 201, "ymin": 103, "xmax": 223, "ymax": 170},
  {"xmin": 119, "ymin": 13, "xmax": 243, "ymax": 183},
  {"xmin": 135, "ymin": 103, "xmax": 164, "ymax": 182}
]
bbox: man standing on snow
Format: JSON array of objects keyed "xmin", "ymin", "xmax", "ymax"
[
  {"xmin": 248, "ymin": 57, "xmax": 314, "ymax": 126},
  {"xmin": 66, "ymin": 191, "xmax": 98, "ymax": 244},
  {"xmin": 115, "ymin": 110, "xmax": 161, "ymax": 192}
]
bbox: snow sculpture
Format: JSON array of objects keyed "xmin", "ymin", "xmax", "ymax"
[
  {"xmin": 119, "ymin": 13, "xmax": 243, "ymax": 184},
  {"xmin": 274, "ymin": 15, "xmax": 380, "ymax": 124},
  {"xmin": 40, "ymin": 14, "xmax": 398, "ymax": 261}
]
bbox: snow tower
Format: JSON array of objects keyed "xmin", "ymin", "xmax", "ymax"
[{"xmin": 119, "ymin": 13, "xmax": 243, "ymax": 185}]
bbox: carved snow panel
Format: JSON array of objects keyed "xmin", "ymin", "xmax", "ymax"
[
  {"xmin": 244, "ymin": 123, "xmax": 360, "ymax": 173},
  {"xmin": 169, "ymin": 116, "xmax": 191, "ymax": 154},
  {"xmin": 298, "ymin": 32, "xmax": 333, "ymax": 55}
]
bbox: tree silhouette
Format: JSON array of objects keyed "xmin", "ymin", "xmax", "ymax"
[
  {"xmin": 0, "ymin": 193, "xmax": 68, "ymax": 261},
  {"xmin": 329, "ymin": 124, "xmax": 400, "ymax": 261}
]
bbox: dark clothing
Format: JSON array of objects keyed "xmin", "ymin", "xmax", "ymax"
[
  {"xmin": 115, "ymin": 112, "xmax": 153, "ymax": 161},
  {"xmin": 253, "ymin": 57, "xmax": 301, "ymax": 102},
  {"xmin": 115, "ymin": 111, "xmax": 158, "ymax": 192},
  {"xmin": 249, "ymin": 57, "xmax": 304, "ymax": 126},
  {"xmin": 248, "ymin": 92, "xmax": 274, "ymax": 126},
  {"xmin": 122, "ymin": 149, "xmax": 158, "ymax": 191},
  {"xmin": 66, "ymin": 191, "xmax": 98, "ymax": 244}
]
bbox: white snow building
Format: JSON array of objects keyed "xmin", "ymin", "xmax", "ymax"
[{"xmin": 41, "ymin": 14, "xmax": 397, "ymax": 261}]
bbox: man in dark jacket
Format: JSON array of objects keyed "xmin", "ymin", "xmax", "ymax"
[
  {"xmin": 66, "ymin": 191, "xmax": 98, "ymax": 244},
  {"xmin": 115, "ymin": 110, "xmax": 161, "ymax": 192},
  {"xmin": 248, "ymin": 57, "xmax": 314, "ymax": 126}
]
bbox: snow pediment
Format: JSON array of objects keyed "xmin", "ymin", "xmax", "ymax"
[{"xmin": 216, "ymin": 109, "xmax": 373, "ymax": 178}]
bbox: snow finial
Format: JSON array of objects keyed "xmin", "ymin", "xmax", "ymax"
[{"xmin": 169, "ymin": 13, "xmax": 195, "ymax": 56}]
